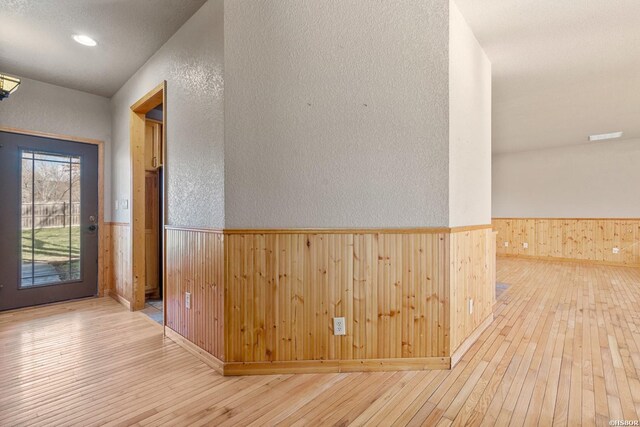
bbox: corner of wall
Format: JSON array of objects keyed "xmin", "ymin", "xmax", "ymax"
[{"xmin": 447, "ymin": 1, "xmax": 492, "ymax": 227}]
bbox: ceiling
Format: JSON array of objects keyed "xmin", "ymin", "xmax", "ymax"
[
  {"xmin": 2, "ymin": 1, "xmax": 638, "ymax": 154},
  {"xmin": 455, "ymin": 0, "xmax": 640, "ymax": 154},
  {"xmin": 0, "ymin": 0, "xmax": 207, "ymax": 97}
]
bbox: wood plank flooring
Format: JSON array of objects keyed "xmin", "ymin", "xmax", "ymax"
[{"xmin": 1, "ymin": 258, "xmax": 640, "ymax": 426}]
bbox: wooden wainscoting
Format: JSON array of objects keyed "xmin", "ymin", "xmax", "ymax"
[
  {"xmin": 103, "ymin": 224, "xmax": 112, "ymax": 296},
  {"xmin": 449, "ymin": 228, "xmax": 496, "ymax": 361},
  {"xmin": 110, "ymin": 224, "xmax": 495, "ymax": 374},
  {"xmin": 493, "ymin": 218, "xmax": 640, "ymax": 266},
  {"xmin": 224, "ymin": 232, "xmax": 450, "ymax": 364},
  {"xmin": 106, "ymin": 222, "xmax": 132, "ymax": 309},
  {"xmin": 222, "ymin": 226, "xmax": 495, "ymax": 374},
  {"xmin": 165, "ymin": 227, "xmax": 225, "ymax": 361}
]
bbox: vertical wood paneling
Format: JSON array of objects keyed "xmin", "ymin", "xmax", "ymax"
[
  {"xmin": 165, "ymin": 228, "xmax": 224, "ymax": 360},
  {"xmin": 107, "ymin": 223, "xmax": 132, "ymax": 304},
  {"xmin": 224, "ymin": 229, "xmax": 494, "ymax": 364},
  {"xmin": 103, "ymin": 224, "xmax": 112, "ymax": 296},
  {"xmin": 449, "ymin": 228, "xmax": 496, "ymax": 353},
  {"xmin": 107, "ymin": 225, "xmax": 495, "ymax": 372},
  {"xmin": 494, "ymin": 218, "xmax": 640, "ymax": 266}
]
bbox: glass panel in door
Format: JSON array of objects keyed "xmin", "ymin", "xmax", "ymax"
[{"xmin": 20, "ymin": 150, "xmax": 82, "ymax": 287}]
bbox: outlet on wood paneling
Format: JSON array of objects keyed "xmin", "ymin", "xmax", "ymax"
[
  {"xmin": 109, "ymin": 224, "xmax": 496, "ymax": 374},
  {"xmin": 165, "ymin": 228, "xmax": 224, "ymax": 360}
]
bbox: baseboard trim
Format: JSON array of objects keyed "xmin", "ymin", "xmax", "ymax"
[
  {"xmin": 109, "ymin": 290, "xmax": 131, "ymax": 311},
  {"xmin": 497, "ymin": 254, "xmax": 640, "ymax": 268},
  {"xmin": 163, "ymin": 324, "xmax": 452, "ymax": 375},
  {"xmin": 164, "ymin": 327, "xmax": 224, "ymax": 375},
  {"xmin": 223, "ymin": 356, "xmax": 450, "ymax": 376},
  {"xmin": 166, "ymin": 326, "xmax": 424, "ymax": 377},
  {"xmin": 450, "ymin": 314, "xmax": 494, "ymax": 368}
]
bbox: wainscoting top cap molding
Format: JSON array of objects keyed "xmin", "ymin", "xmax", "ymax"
[
  {"xmin": 494, "ymin": 217, "xmax": 640, "ymax": 221},
  {"xmin": 221, "ymin": 224, "xmax": 492, "ymax": 235}
]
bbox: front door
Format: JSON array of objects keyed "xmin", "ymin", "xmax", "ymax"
[{"xmin": 0, "ymin": 131, "xmax": 99, "ymax": 311}]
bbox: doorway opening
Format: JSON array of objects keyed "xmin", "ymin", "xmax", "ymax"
[{"xmin": 129, "ymin": 82, "xmax": 166, "ymax": 326}]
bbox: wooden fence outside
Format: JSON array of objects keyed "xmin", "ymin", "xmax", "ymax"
[{"xmin": 22, "ymin": 202, "xmax": 80, "ymax": 229}]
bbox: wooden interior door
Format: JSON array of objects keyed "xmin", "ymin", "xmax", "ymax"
[
  {"xmin": 144, "ymin": 118, "xmax": 162, "ymax": 299},
  {"xmin": 145, "ymin": 120, "xmax": 163, "ymax": 170},
  {"xmin": 144, "ymin": 171, "xmax": 159, "ymax": 297}
]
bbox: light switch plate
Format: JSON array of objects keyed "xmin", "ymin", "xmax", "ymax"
[{"xmin": 185, "ymin": 292, "xmax": 191, "ymax": 309}]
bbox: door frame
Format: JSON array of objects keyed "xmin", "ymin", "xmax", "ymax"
[
  {"xmin": 0, "ymin": 126, "xmax": 105, "ymax": 298},
  {"xmin": 129, "ymin": 81, "xmax": 166, "ymax": 315}
]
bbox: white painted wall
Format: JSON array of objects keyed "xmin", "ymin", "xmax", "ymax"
[
  {"xmin": 0, "ymin": 77, "xmax": 112, "ymax": 220},
  {"xmin": 493, "ymin": 139, "xmax": 640, "ymax": 218},
  {"xmin": 448, "ymin": 1, "xmax": 492, "ymax": 227},
  {"xmin": 224, "ymin": 0, "xmax": 450, "ymax": 228},
  {"xmin": 110, "ymin": 0, "xmax": 224, "ymax": 228}
]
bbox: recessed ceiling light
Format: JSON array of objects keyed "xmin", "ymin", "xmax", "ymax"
[
  {"xmin": 73, "ymin": 34, "xmax": 97, "ymax": 47},
  {"xmin": 588, "ymin": 131, "xmax": 623, "ymax": 142}
]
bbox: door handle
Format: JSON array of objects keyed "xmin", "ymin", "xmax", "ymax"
[{"xmin": 88, "ymin": 215, "xmax": 97, "ymax": 232}]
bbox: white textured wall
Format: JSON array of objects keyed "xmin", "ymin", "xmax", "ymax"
[
  {"xmin": 110, "ymin": 0, "xmax": 224, "ymax": 228},
  {"xmin": 493, "ymin": 139, "xmax": 640, "ymax": 218},
  {"xmin": 224, "ymin": 0, "xmax": 450, "ymax": 228},
  {"xmin": 0, "ymin": 77, "xmax": 112, "ymax": 220},
  {"xmin": 448, "ymin": 1, "xmax": 491, "ymax": 227}
]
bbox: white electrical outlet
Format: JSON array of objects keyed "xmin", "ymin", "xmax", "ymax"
[
  {"xmin": 333, "ymin": 317, "xmax": 346, "ymax": 336},
  {"xmin": 185, "ymin": 292, "xmax": 191, "ymax": 309},
  {"xmin": 121, "ymin": 199, "xmax": 128, "ymax": 210},
  {"xmin": 613, "ymin": 247, "xmax": 620, "ymax": 254},
  {"xmin": 469, "ymin": 299, "xmax": 474, "ymax": 314},
  {"xmin": 523, "ymin": 242, "xmax": 528, "ymax": 249},
  {"xmin": 504, "ymin": 242, "xmax": 509, "ymax": 247}
]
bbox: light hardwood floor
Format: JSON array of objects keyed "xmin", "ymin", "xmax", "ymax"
[{"xmin": 1, "ymin": 258, "xmax": 640, "ymax": 426}]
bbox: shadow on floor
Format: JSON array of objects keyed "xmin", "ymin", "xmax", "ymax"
[
  {"xmin": 141, "ymin": 299, "xmax": 163, "ymax": 324},
  {"xmin": 496, "ymin": 282, "xmax": 510, "ymax": 299}
]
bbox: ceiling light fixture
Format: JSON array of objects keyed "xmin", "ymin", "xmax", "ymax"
[
  {"xmin": 588, "ymin": 131, "xmax": 623, "ymax": 142},
  {"xmin": 73, "ymin": 34, "xmax": 97, "ymax": 47},
  {"xmin": 0, "ymin": 73, "xmax": 21, "ymax": 100}
]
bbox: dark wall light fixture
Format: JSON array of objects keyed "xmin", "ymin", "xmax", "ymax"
[{"xmin": 0, "ymin": 74, "xmax": 21, "ymax": 100}]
